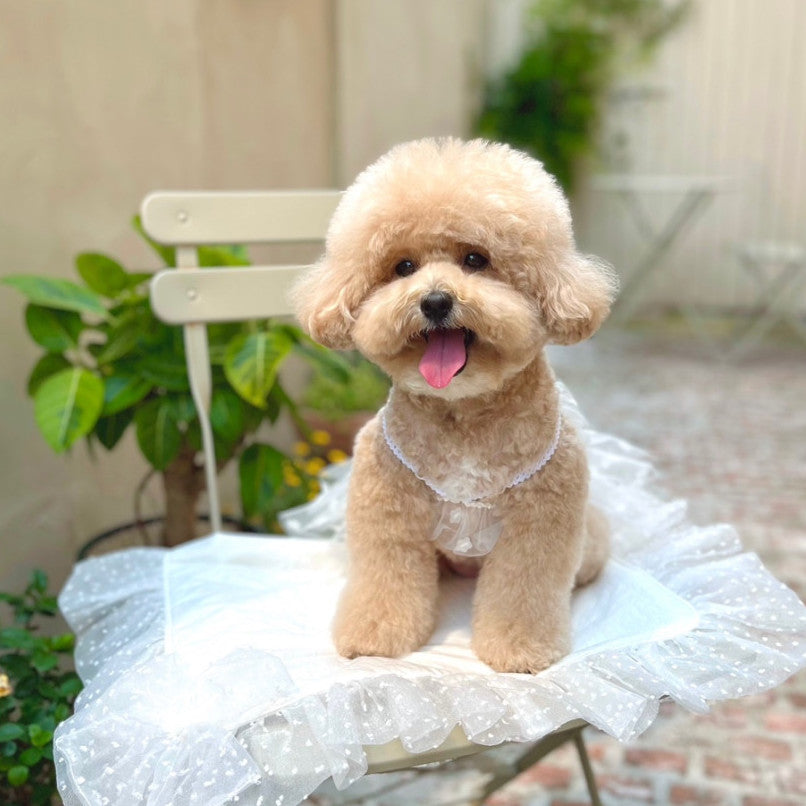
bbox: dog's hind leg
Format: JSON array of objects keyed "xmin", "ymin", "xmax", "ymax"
[{"xmin": 574, "ymin": 504, "xmax": 610, "ymax": 588}]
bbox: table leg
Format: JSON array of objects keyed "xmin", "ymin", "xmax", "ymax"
[
  {"xmin": 729, "ymin": 260, "xmax": 806, "ymax": 357},
  {"xmin": 612, "ymin": 189, "xmax": 714, "ymax": 323}
]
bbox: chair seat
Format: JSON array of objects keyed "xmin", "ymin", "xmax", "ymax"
[{"xmin": 53, "ymin": 387, "xmax": 806, "ymax": 806}]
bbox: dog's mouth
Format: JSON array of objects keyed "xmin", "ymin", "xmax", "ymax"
[{"xmin": 418, "ymin": 328, "xmax": 475, "ymax": 389}]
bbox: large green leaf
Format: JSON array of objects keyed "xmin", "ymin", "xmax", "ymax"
[
  {"xmin": 170, "ymin": 391, "xmax": 241, "ymax": 462},
  {"xmin": 94, "ymin": 409, "xmax": 134, "ymax": 450},
  {"xmin": 92, "ymin": 296, "xmax": 161, "ymax": 364},
  {"xmin": 292, "ymin": 339, "xmax": 352, "ymax": 384},
  {"xmin": 134, "ymin": 398, "xmax": 181, "ymax": 470},
  {"xmin": 208, "ymin": 322, "xmax": 247, "ymax": 358},
  {"xmin": 101, "ymin": 374, "xmax": 152, "ymax": 416},
  {"xmin": 27, "ymin": 354, "xmax": 71, "ymax": 397},
  {"xmin": 166, "ymin": 393, "xmax": 196, "ymax": 424},
  {"xmin": 209, "ymin": 388, "xmax": 246, "ymax": 460},
  {"xmin": 242, "ymin": 398, "xmax": 267, "ymax": 432},
  {"xmin": 24, "ymin": 305, "xmax": 83, "ymax": 352},
  {"xmin": 95, "ymin": 322, "xmax": 140, "ymax": 365},
  {"xmin": 210, "ymin": 388, "xmax": 245, "ymax": 443},
  {"xmin": 75, "ymin": 253, "xmax": 130, "ymax": 297},
  {"xmin": 95, "ymin": 304, "xmax": 154, "ymax": 365},
  {"xmin": 33, "ymin": 368, "xmax": 104, "ymax": 453},
  {"xmin": 3, "ymin": 275, "xmax": 107, "ymax": 318},
  {"xmin": 137, "ymin": 348, "xmax": 190, "ymax": 391},
  {"xmin": 224, "ymin": 330, "xmax": 293, "ymax": 408},
  {"xmin": 238, "ymin": 443, "xmax": 287, "ymax": 520},
  {"xmin": 198, "ymin": 245, "xmax": 251, "ymax": 267}
]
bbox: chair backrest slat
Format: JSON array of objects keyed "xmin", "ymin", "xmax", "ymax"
[
  {"xmin": 141, "ymin": 190, "xmax": 341, "ymax": 245},
  {"xmin": 151, "ymin": 265, "xmax": 303, "ymax": 323}
]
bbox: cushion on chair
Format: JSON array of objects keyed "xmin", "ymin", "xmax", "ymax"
[{"xmin": 54, "ymin": 387, "xmax": 806, "ymax": 806}]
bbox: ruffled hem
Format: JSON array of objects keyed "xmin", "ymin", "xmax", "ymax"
[{"xmin": 54, "ymin": 389, "xmax": 806, "ymax": 806}]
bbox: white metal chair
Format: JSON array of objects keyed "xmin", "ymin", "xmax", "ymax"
[
  {"xmin": 53, "ymin": 190, "xmax": 806, "ymax": 806},
  {"xmin": 144, "ymin": 190, "xmax": 603, "ymax": 802}
]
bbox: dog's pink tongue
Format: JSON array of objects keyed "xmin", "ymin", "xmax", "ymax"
[{"xmin": 419, "ymin": 329, "xmax": 466, "ymax": 389}]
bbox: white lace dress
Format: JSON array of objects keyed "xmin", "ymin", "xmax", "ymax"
[{"xmin": 54, "ymin": 386, "xmax": 806, "ymax": 806}]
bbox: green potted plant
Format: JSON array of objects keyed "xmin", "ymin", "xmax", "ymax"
[
  {"xmin": 0, "ymin": 570, "xmax": 81, "ymax": 805},
  {"xmin": 299, "ymin": 353, "xmax": 390, "ymax": 456},
  {"xmin": 3, "ymin": 220, "xmax": 350, "ymax": 545},
  {"xmin": 476, "ymin": 0, "xmax": 689, "ymax": 194}
]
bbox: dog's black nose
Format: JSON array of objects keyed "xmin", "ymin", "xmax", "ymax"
[{"xmin": 420, "ymin": 291, "xmax": 454, "ymax": 323}]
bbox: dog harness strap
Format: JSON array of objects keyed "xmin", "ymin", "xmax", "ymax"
[{"xmin": 380, "ymin": 406, "xmax": 563, "ymax": 506}]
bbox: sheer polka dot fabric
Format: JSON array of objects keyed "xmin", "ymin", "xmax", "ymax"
[{"xmin": 55, "ymin": 386, "xmax": 806, "ymax": 806}]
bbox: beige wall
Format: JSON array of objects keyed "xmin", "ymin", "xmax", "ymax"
[
  {"xmin": 335, "ymin": 0, "xmax": 485, "ymax": 184},
  {"xmin": 0, "ymin": 0, "xmax": 485, "ymax": 592},
  {"xmin": 0, "ymin": 0, "xmax": 336, "ymax": 591}
]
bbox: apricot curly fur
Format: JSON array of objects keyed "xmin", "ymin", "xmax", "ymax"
[{"xmin": 294, "ymin": 138, "xmax": 616, "ymax": 673}]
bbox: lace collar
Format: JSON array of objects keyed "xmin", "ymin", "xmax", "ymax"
[{"xmin": 380, "ymin": 403, "xmax": 562, "ymax": 508}]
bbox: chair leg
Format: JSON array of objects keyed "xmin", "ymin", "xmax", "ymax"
[
  {"xmin": 473, "ymin": 724, "xmax": 602, "ymax": 805},
  {"xmin": 573, "ymin": 729, "xmax": 603, "ymax": 806}
]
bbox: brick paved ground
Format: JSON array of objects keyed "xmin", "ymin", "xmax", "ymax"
[
  {"xmin": 308, "ymin": 328, "xmax": 806, "ymax": 806},
  {"xmin": 486, "ymin": 329, "xmax": 806, "ymax": 806}
]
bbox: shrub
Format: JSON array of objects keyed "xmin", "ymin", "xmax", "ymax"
[
  {"xmin": 476, "ymin": 0, "xmax": 689, "ymax": 193},
  {"xmin": 0, "ymin": 571, "xmax": 81, "ymax": 805}
]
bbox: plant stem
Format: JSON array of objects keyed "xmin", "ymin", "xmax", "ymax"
[
  {"xmin": 134, "ymin": 468, "xmax": 157, "ymax": 544},
  {"xmin": 161, "ymin": 443, "xmax": 204, "ymax": 546}
]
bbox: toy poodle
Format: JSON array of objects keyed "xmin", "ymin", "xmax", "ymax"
[{"xmin": 294, "ymin": 138, "xmax": 616, "ymax": 673}]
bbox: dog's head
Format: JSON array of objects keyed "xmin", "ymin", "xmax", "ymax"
[{"xmin": 294, "ymin": 138, "xmax": 616, "ymax": 399}]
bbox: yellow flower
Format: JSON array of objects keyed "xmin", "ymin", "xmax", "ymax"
[
  {"xmin": 307, "ymin": 481, "xmax": 321, "ymax": 501},
  {"xmin": 0, "ymin": 673, "xmax": 12, "ymax": 698},
  {"xmin": 283, "ymin": 464, "xmax": 303, "ymax": 488},
  {"xmin": 310, "ymin": 430, "xmax": 332, "ymax": 447},
  {"xmin": 304, "ymin": 457, "xmax": 327, "ymax": 476},
  {"xmin": 293, "ymin": 441, "xmax": 312, "ymax": 458},
  {"xmin": 326, "ymin": 449, "xmax": 349, "ymax": 464}
]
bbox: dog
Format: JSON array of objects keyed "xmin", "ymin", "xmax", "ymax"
[{"xmin": 294, "ymin": 138, "xmax": 615, "ymax": 673}]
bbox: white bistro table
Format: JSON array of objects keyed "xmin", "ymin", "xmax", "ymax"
[{"xmin": 590, "ymin": 173, "xmax": 727, "ymax": 325}]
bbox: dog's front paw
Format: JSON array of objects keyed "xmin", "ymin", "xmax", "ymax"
[
  {"xmin": 333, "ymin": 616, "xmax": 426, "ymax": 659},
  {"xmin": 472, "ymin": 634, "xmax": 569, "ymax": 674},
  {"xmin": 332, "ymin": 583, "xmax": 436, "ymax": 659}
]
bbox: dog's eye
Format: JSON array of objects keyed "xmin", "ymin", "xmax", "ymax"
[
  {"xmin": 394, "ymin": 259, "xmax": 417, "ymax": 277},
  {"xmin": 463, "ymin": 252, "xmax": 489, "ymax": 271}
]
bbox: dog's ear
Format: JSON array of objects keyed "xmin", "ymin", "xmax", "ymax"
[
  {"xmin": 291, "ymin": 259, "xmax": 357, "ymax": 350},
  {"xmin": 539, "ymin": 253, "xmax": 617, "ymax": 345}
]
